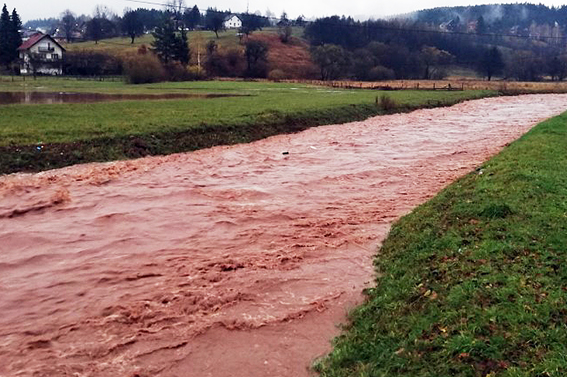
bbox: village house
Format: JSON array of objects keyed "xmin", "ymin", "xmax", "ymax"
[
  {"xmin": 53, "ymin": 31, "xmax": 85, "ymax": 44},
  {"xmin": 224, "ymin": 14, "xmax": 242, "ymax": 29},
  {"xmin": 18, "ymin": 33, "xmax": 66, "ymax": 75}
]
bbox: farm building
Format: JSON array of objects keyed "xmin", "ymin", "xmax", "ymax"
[{"xmin": 18, "ymin": 33, "xmax": 66, "ymax": 76}]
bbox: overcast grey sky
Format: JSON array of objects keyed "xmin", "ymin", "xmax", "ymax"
[{"xmin": 11, "ymin": 0, "xmax": 567, "ymax": 23}]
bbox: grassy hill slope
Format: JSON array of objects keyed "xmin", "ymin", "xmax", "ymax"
[{"xmin": 63, "ymin": 27, "xmax": 316, "ymax": 79}]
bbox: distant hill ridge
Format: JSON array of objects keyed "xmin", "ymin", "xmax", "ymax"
[{"xmin": 408, "ymin": 3, "xmax": 567, "ymax": 35}]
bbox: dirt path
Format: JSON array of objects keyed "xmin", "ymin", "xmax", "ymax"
[{"xmin": 1, "ymin": 94, "xmax": 566, "ymax": 377}]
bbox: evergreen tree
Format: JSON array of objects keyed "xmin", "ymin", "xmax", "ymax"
[
  {"xmin": 9, "ymin": 8, "xmax": 22, "ymax": 58},
  {"xmin": 0, "ymin": 4, "xmax": 12, "ymax": 68},
  {"xmin": 175, "ymin": 27, "xmax": 190, "ymax": 65},
  {"xmin": 476, "ymin": 16, "xmax": 487, "ymax": 34},
  {"xmin": 152, "ymin": 16, "xmax": 177, "ymax": 64},
  {"xmin": 152, "ymin": 15, "xmax": 190, "ymax": 65},
  {"xmin": 183, "ymin": 5, "xmax": 201, "ymax": 30}
]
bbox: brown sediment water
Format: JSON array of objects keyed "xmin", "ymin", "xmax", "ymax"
[
  {"xmin": 0, "ymin": 91, "xmax": 246, "ymax": 105},
  {"xmin": 1, "ymin": 94, "xmax": 566, "ymax": 377}
]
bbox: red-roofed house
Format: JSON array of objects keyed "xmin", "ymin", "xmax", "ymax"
[{"xmin": 18, "ymin": 33, "xmax": 66, "ymax": 75}]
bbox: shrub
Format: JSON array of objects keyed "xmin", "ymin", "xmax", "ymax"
[
  {"xmin": 163, "ymin": 61, "xmax": 190, "ymax": 81},
  {"xmin": 187, "ymin": 65, "xmax": 206, "ymax": 80},
  {"xmin": 368, "ymin": 66, "xmax": 396, "ymax": 81},
  {"xmin": 205, "ymin": 47, "xmax": 246, "ymax": 78},
  {"xmin": 268, "ymin": 69, "xmax": 287, "ymax": 81},
  {"xmin": 64, "ymin": 50, "xmax": 123, "ymax": 76},
  {"xmin": 224, "ymin": 49, "xmax": 247, "ymax": 77},
  {"xmin": 377, "ymin": 94, "xmax": 398, "ymax": 111},
  {"xmin": 123, "ymin": 53, "xmax": 165, "ymax": 84}
]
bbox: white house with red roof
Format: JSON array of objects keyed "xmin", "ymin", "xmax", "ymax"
[{"xmin": 18, "ymin": 33, "xmax": 66, "ymax": 75}]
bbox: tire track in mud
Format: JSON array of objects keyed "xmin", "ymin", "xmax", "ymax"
[{"xmin": 1, "ymin": 94, "xmax": 567, "ymax": 377}]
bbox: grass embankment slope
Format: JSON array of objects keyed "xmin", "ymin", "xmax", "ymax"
[
  {"xmin": 317, "ymin": 113, "xmax": 567, "ymax": 376},
  {"xmin": 0, "ymin": 78, "xmax": 493, "ymax": 174}
]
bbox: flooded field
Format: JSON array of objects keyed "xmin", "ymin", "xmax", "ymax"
[
  {"xmin": 0, "ymin": 91, "xmax": 244, "ymax": 105},
  {"xmin": 1, "ymin": 94, "xmax": 566, "ymax": 376}
]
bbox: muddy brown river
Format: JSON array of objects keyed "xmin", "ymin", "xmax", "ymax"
[{"xmin": 1, "ymin": 94, "xmax": 566, "ymax": 377}]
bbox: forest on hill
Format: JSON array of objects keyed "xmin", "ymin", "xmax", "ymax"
[
  {"xmin": 412, "ymin": 3, "xmax": 567, "ymax": 35},
  {"xmin": 304, "ymin": 3, "xmax": 567, "ymax": 81}
]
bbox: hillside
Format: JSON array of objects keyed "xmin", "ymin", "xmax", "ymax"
[
  {"xmin": 63, "ymin": 27, "xmax": 316, "ymax": 79},
  {"xmin": 410, "ymin": 3, "xmax": 567, "ymax": 37}
]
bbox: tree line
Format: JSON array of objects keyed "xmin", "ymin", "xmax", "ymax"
[
  {"xmin": 304, "ymin": 16, "xmax": 567, "ymax": 81},
  {"xmin": 26, "ymin": 5, "xmax": 278, "ymax": 45}
]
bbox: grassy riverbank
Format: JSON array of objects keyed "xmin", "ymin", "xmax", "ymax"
[
  {"xmin": 0, "ymin": 78, "xmax": 493, "ymax": 174},
  {"xmin": 316, "ymin": 112, "xmax": 567, "ymax": 376}
]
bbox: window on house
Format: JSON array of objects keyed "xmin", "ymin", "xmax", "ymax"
[
  {"xmin": 51, "ymin": 54, "xmax": 59, "ymax": 60},
  {"xmin": 39, "ymin": 53, "xmax": 47, "ymax": 59}
]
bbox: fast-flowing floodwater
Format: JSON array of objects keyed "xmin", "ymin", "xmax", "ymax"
[
  {"xmin": 0, "ymin": 91, "xmax": 243, "ymax": 105},
  {"xmin": 1, "ymin": 94, "xmax": 566, "ymax": 377}
]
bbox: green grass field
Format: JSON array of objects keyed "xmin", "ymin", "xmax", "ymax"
[
  {"xmin": 316, "ymin": 112, "xmax": 567, "ymax": 376},
  {"xmin": 0, "ymin": 78, "xmax": 494, "ymax": 174},
  {"xmin": 0, "ymin": 79, "xmax": 492, "ymax": 145}
]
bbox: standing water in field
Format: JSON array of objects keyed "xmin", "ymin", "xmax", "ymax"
[
  {"xmin": 1, "ymin": 94, "xmax": 567, "ymax": 377},
  {"xmin": 0, "ymin": 91, "xmax": 244, "ymax": 105}
]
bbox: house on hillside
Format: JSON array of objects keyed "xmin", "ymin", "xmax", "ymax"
[
  {"xmin": 440, "ymin": 19, "xmax": 459, "ymax": 32},
  {"xmin": 18, "ymin": 33, "xmax": 66, "ymax": 75},
  {"xmin": 224, "ymin": 14, "xmax": 242, "ymax": 29},
  {"xmin": 21, "ymin": 29, "xmax": 40, "ymax": 41},
  {"xmin": 53, "ymin": 28, "xmax": 85, "ymax": 43}
]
